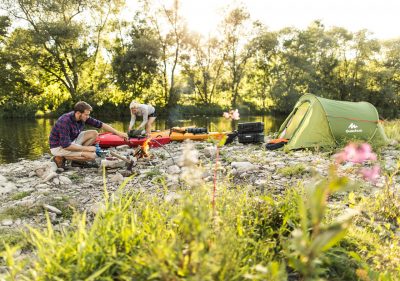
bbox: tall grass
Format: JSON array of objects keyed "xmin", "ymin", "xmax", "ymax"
[
  {"xmin": 2, "ymin": 183, "xmax": 300, "ymax": 280},
  {"xmin": 383, "ymin": 120, "xmax": 400, "ymax": 142}
]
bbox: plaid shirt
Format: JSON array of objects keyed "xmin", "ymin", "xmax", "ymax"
[{"xmin": 49, "ymin": 111, "xmax": 103, "ymax": 148}]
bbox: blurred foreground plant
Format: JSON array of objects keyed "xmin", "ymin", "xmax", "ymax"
[{"xmin": 288, "ymin": 142, "xmax": 381, "ymax": 280}]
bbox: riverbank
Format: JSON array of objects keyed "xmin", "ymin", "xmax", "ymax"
[
  {"xmin": 1, "ymin": 139, "xmax": 398, "ymax": 231},
  {"xmin": 1, "ymin": 139, "xmax": 400, "ymax": 278}
]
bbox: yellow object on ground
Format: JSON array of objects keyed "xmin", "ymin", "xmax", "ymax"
[{"xmin": 149, "ymin": 129, "xmax": 227, "ymax": 141}]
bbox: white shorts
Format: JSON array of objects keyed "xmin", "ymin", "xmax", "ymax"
[{"xmin": 50, "ymin": 131, "xmax": 87, "ymax": 157}]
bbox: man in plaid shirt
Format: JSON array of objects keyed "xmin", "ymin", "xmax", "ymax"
[{"xmin": 49, "ymin": 101, "xmax": 128, "ymax": 168}]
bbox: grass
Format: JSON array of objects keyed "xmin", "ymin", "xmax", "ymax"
[
  {"xmin": 145, "ymin": 168, "xmax": 162, "ymax": 178},
  {"xmin": 0, "ymin": 196, "xmax": 75, "ymax": 221},
  {"xmin": 277, "ymin": 163, "xmax": 307, "ymax": 177},
  {"xmin": 0, "ymin": 205, "xmax": 42, "ymax": 221},
  {"xmin": 68, "ymin": 173, "xmax": 84, "ymax": 183},
  {"xmin": 383, "ymin": 120, "xmax": 400, "ymax": 143},
  {"xmin": 10, "ymin": 191, "xmax": 32, "ymax": 201},
  {"xmin": 0, "ymin": 229, "xmax": 28, "ymax": 252}
]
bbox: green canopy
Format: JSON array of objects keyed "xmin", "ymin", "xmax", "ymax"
[{"xmin": 278, "ymin": 94, "xmax": 388, "ymax": 150}]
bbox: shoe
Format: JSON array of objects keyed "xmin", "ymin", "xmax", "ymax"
[
  {"xmin": 51, "ymin": 156, "xmax": 66, "ymax": 168},
  {"xmin": 71, "ymin": 161, "xmax": 99, "ymax": 168}
]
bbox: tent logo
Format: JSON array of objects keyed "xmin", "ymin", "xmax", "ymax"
[
  {"xmin": 348, "ymin": 123, "xmax": 358, "ymax": 129},
  {"xmin": 346, "ymin": 123, "xmax": 362, "ymax": 133}
]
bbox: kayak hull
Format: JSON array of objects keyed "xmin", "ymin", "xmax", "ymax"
[{"xmin": 96, "ymin": 133, "xmax": 170, "ymax": 148}]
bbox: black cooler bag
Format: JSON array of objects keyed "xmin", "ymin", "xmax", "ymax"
[
  {"xmin": 237, "ymin": 122, "xmax": 264, "ymax": 144},
  {"xmin": 238, "ymin": 132, "xmax": 265, "ymax": 143},
  {"xmin": 238, "ymin": 122, "xmax": 264, "ymax": 134}
]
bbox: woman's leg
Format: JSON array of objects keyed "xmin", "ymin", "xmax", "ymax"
[{"xmin": 145, "ymin": 117, "xmax": 156, "ymax": 135}]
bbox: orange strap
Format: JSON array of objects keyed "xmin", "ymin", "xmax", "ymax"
[{"xmin": 268, "ymin": 138, "xmax": 288, "ymax": 144}]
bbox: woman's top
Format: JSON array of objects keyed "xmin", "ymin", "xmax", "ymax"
[{"xmin": 129, "ymin": 103, "xmax": 155, "ymax": 129}]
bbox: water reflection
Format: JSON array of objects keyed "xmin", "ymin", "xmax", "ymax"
[{"xmin": 0, "ymin": 115, "xmax": 283, "ymax": 164}]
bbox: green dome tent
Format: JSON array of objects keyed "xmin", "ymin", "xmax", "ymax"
[{"xmin": 277, "ymin": 94, "xmax": 388, "ymax": 150}]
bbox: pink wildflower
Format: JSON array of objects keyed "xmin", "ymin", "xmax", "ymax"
[
  {"xmin": 334, "ymin": 143, "xmax": 377, "ymax": 164},
  {"xmin": 223, "ymin": 109, "xmax": 240, "ymax": 120},
  {"xmin": 231, "ymin": 109, "xmax": 240, "ymax": 120},
  {"xmin": 359, "ymin": 165, "xmax": 380, "ymax": 183}
]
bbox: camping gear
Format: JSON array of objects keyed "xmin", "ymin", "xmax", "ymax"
[
  {"xmin": 128, "ymin": 129, "xmax": 146, "ymax": 138},
  {"xmin": 266, "ymin": 138, "xmax": 289, "ymax": 150},
  {"xmin": 96, "ymin": 132, "xmax": 170, "ymax": 148},
  {"xmin": 237, "ymin": 122, "xmax": 265, "ymax": 144},
  {"xmin": 238, "ymin": 132, "xmax": 265, "ymax": 144},
  {"xmin": 238, "ymin": 122, "xmax": 264, "ymax": 133},
  {"xmin": 276, "ymin": 94, "xmax": 388, "ymax": 150},
  {"xmin": 169, "ymin": 131, "xmax": 226, "ymax": 141},
  {"xmin": 186, "ymin": 127, "xmax": 208, "ymax": 134},
  {"xmin": 225, "ymin": 131, "xmax": 238, "ymax": 145}
]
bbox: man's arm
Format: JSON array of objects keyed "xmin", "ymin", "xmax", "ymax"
[{"xmin": 102, "ymin": 123, "xmax": 128, "ymax": 139}]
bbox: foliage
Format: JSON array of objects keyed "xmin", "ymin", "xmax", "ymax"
[
  {"xmin": 1, "ymin": 2, "xmax": 400, "ymax": 117},
  {"xmin": 0, "ymin": 183, "xmax": 301, "ymax": 280},
  {"xmin": 277, "ymin": 163, "xmax": 307, "ymax": 177},
  {"xmin": 111, "ymin": 17, "xmax": 160, "ymax": 103}
]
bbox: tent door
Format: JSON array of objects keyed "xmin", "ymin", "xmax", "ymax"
[{"xmin": 280, "ymin": 101, "xmax": 310, "ymax": 139}]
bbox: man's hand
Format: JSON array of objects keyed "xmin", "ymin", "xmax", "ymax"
[{"xmin": 118, "ymin": 131, "xmax": 129, "ymax": 140}]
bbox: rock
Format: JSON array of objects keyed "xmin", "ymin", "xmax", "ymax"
[
  {"xmin": 0, "ymin": 174, "xmax": 7, "ymax": 184},
  {"xmin": 254, "ymin": 179, "xmax": 268, "ymax": 186},
  {"xmin": 12, "ymin": 167, "xmax": 25, "ymax": 173},
  {"xmin": 35, "ymin": 183, "xmax": 48, "ymax": 189},
  {"xmin": 165, "ymin": 157, "xmax": 180, "ymax": 167},
  {"xmin": 53, "ymin": 177, "xmax": 60, "ymax": 185},
  {"xmin": 231, "ymin": 162, "xmax": 256, "ymax": 173},
  {"xmin": 35, "ymin": 168, "xmax": 46, "ymax": 178},
  {"xmin": 49, "ymin": 212, "xmax": 57, "ymax": 222},
  {"xmin": 203, "ymin": 146, "xmax": 217, "ymax": 158},
  {"xmin": 59, "ymin": 176, "xmax": 73, "ymax": 185},
  {"xmin": 101, "ymin": 159, "xmax": 125, "ymax": 169},
  {"xmin": 167, "ymin": 165, "xmax": 181, "ymax": 174},
  {"xmin": 164, "ymin": 192, "xmax": 182, "ymax": 202},
  {"xmin": 42, "ymin": 171, "xmax": 58, "ymax": 182},
  {"xmin": 109, "ymin": 173, "xmax": 124, "ymax": 183},
  {"xmin": 116, "ymin": 145, "xmax": 130, "ymax": 150},
  {"xmin": 1, "ymin": 219, "xmax": 13, "ymax": 226},
  {"xmin": 89, "ymin": 202, "xmax": 105, "ymax": 215},
  {"xmin": 0, "ymin": 181, "xmax": 17, "ymax": 194},
  {"xmin": 43, "ymin": 204, "xmax": 62, "ymax": 215}
]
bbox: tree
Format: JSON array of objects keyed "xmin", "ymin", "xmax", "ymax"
[
  {"xmin": 142, "ymin": 0, "xmax": 189, "ymax": 108},
  {"xmin": 180, "ymin": 33, "xmax": 225, "ymax": 105},
  {"xmin": 219, "ymin": 6, "xmax": 255, "ymax": 108},
  {"xmin": 2, "ymin": 0, "xmax": 122, "ymax": 101},
  {"xmin": 0, "ymin": 16, "xmax": 40, "ymax": 116},
  {"xmin": 111, "ymin": 15, "xmax": 161, "ymax": 104},
  {"xmin": 246, "ymin": 25, "xmax": 278, "ymax": 109}
]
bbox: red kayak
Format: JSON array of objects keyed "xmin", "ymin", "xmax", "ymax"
[{"xmin": 96, "ymin": 132, "xmax": 170, "ymax": 148}]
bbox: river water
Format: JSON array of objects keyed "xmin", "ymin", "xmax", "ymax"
[{"xmin": 0, "ymin": 115, "xmax": 284, "ymax": 164}]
